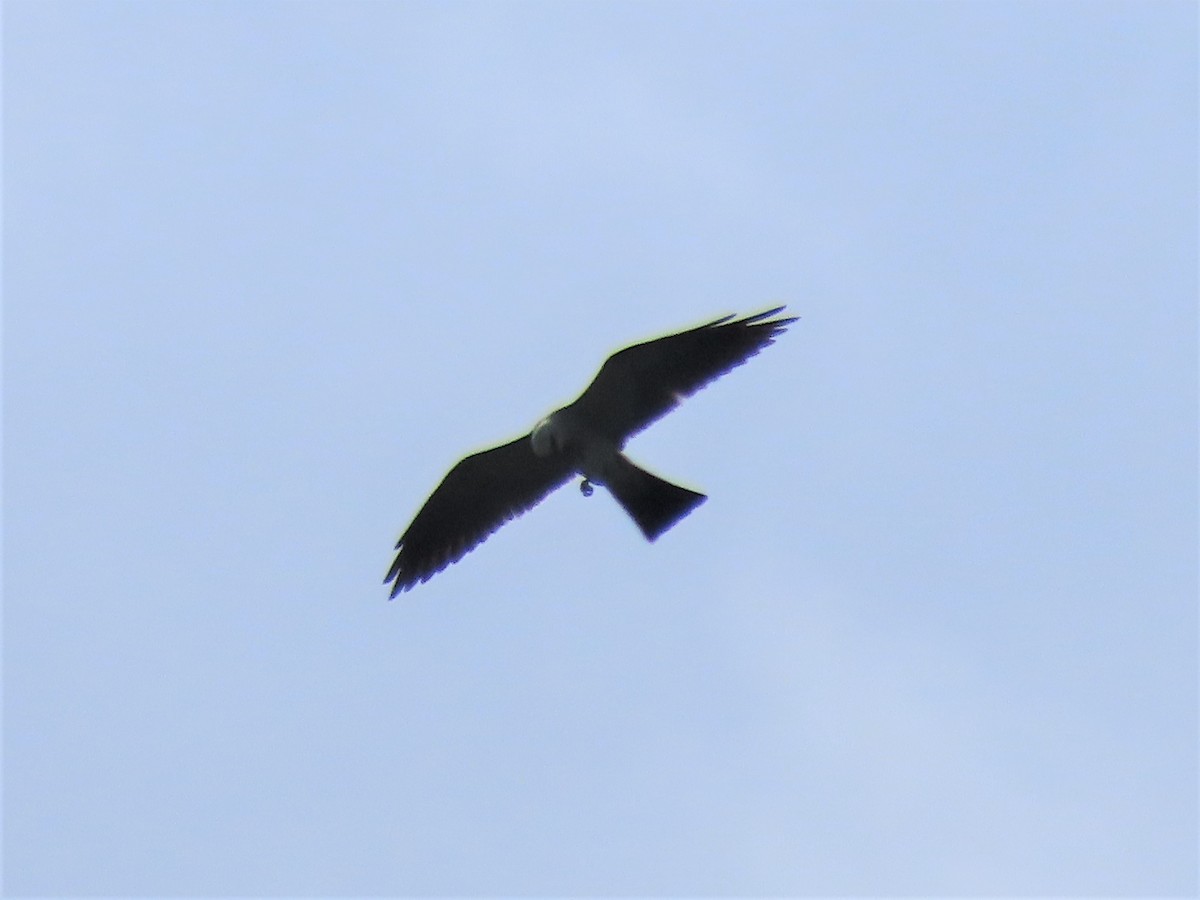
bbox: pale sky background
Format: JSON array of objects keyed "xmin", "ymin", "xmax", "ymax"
[{"xmin": 4, "ymin": 1, "xmax": 1196, "ymax": 896}]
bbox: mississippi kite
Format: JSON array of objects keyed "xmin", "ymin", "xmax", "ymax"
[{"xmin": 385, "ymin": 306, "xmax": 797, "ymax": 596}]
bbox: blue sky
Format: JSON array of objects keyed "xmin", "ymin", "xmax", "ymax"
[{"xmin": 4, "ymin": 1, "xmax": 1196, "ymax": 896}]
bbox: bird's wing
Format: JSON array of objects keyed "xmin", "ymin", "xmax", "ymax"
[
  {"xmin": 569, "ymin": 306, "xmax": 798, "ymax": 443},
  {"xmin": 384, "ymin": 433, "xmax": 575, "ymax": 596}
]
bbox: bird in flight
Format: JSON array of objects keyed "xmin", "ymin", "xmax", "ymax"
[{"xmin": 385, "ymin": 306, "xmax": 797, "ymax": 596}]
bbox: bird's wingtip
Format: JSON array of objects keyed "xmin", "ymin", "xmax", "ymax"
[{"xmin": 743, "ymin": 304, "xmax": 797, "ymax": 324}]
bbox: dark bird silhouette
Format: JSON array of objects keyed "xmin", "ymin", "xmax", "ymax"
[{"xmin": 385, "ymin": 307, "xmax": 797, "ymax": 596}]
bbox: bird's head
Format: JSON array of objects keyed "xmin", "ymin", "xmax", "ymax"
[{"xmin": 530, "ymin": 412, "xmax": 563, "ymax": 458}]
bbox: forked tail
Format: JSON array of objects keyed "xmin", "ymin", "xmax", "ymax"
[{"xmin": 604, "ymin": 455, "xmax": 706, "ymax": 541}]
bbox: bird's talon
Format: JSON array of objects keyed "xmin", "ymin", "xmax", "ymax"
[{"xmin": 580, "ymin": 478, "xmax": 594, "ymax": 497}]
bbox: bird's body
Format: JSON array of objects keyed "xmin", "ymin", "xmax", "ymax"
[
  {"xmin": 385, "ymin": 307, "xmax": 797, "ymax": 596},
  {"xmin": 531, "ymin": 403, "xmax": 707, "ymax": 541}
]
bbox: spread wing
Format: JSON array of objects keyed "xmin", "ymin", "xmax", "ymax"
[
  {"xmin": 568, "ymin": 306, "xmax": 798, "ymax": 443},
  {"xmin": 384, "ymin": 433, "xmax": 575, "ymax": 596}
]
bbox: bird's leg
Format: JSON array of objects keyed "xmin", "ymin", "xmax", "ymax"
[{"xmin": 579, "ymin": 478, "xmax": 594, "ymax": 497}]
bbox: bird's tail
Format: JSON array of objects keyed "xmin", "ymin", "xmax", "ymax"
[{"xmin": 605, "ymin": 455, "xmax": 706, "ymax": 541}]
